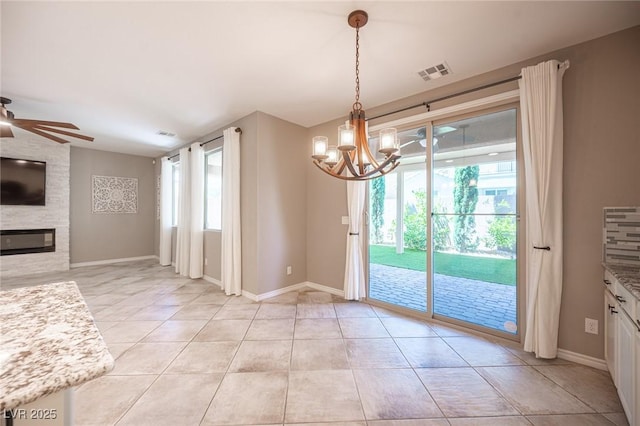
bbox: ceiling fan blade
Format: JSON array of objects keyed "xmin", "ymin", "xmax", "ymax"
[
  {"xmin": 16, "ymin": 126, "xmax": 70, "ymax": 144},
  {"xmin": 11, "ymin": 118, "xmax": 80, "ymax": 130},
  {"xmin": 32, "ymin": 124, "xmax": 94, "ymax": 142},
  {"xmin": 400, "ymin": 139, "xmax": 418, "ymax": 149},
  {"xmin": 1, "ymin": 125, "xmax": 14, "ymax": 138}
]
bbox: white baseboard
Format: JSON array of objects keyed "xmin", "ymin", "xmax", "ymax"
[
  {"xmin": 245, "ymin": 281, "xmax": 345, "ymax": 302},
  {"xmin": 70, "ymin": 255, "xmax": 158, "ymax": 268},
  {"xmin": 251, "ymin": 283, "xmax": 306, "ymax": 301},
  {"xmin": 557, "ymin": 348, "xmax": 607, "ymax": 371},
  {"xmin": 203, "ymin": 275, "xmax": 254, "ymax": 299},
  {"xmin": 304, "ymin": 281, "xmax": 345, "ymax": 298},
  {"xmin": 202, "ymin": 275, "xmax": 222, "ymax": 288},
  {"xmin": 241, "ymin": 290, "xmax": 259, "ymax": 302},
  {"xmin": 198, "ymin": 278, "xmax": 346, "ymax": 302}
]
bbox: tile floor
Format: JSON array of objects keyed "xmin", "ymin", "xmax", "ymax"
[{"xmin": 1, "ymin": 259, "xmax": 629, "ymax": 426}]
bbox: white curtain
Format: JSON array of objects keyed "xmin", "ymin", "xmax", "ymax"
[
  {"xmin": 189, "ymin": 143, "xmax": 205, "ymax": 278},
  {"xmin": 520, "ymin": 59, "xmax": 568, "ymax": 359},
  {"xmin": 175, "ymin": 146, "xmax": 191, "ymax": 276},
  {"xmin": 344, "ymin": 179, "xmax": 366, "ymax": 300},
  {"xmin": 159, "ymin": 157, "xmax": 173, "ymax": 266},
  {"xmin": 221, "ymin": 127, "xmax": 242, "ymax": 296}
]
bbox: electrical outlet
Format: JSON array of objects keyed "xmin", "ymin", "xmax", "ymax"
[
  {"xmin": 585, "ymin": 318, "xmax": 598, "ymax": 335},
  {"xmin": 204, "ymin": 258, "xmax": 208, "ymax": 266},
  {"xmin": 286, "ymin": 266, "xmax": 292, "ymax": 275}
]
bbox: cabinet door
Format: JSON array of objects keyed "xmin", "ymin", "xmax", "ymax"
[
  {"xmin": 605, "ymin": 290, "xmax": 618, "ymax": 380},
  {"xmin": 617, "ymin": 311, "xmax": 636, "ymax": 424},
  {"xmin": 636, "ymin": 329, "xmax": 640, "ymax": 426}
]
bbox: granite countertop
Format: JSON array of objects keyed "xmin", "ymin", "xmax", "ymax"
[
  {"xmin": 0, "ymin": 281, "xmax": 114, "ymax": 411},
  {"xmin": 603, "ymin": 263, "xmax": 640, "ymax": 300}
]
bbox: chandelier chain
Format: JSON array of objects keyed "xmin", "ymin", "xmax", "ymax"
[
  {"xmin": 353, "ymin": 24, "xmax": 362, "ymax": 111},
  {"xmin": 310, "ymin": 10, "xmax": 401, "ymax": 181}
]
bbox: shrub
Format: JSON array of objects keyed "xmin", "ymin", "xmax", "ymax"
[
  {"xmin": 370, "ymin": 177, "xmax": 385, "ymax": 244},
  {"xmin": 404, "ymin": 190, "xmax": 427, "ymax": 250},
  {"xmin": 433, "ymin": 202, "xmax": 451, "ymax": 251},
  {"xmin": 453, "ymin": 166, "xmax": 479, "ymax": 252},
  {"xmin": 486, "ymin": 201, "xmax": 516, "ymax": 253}
]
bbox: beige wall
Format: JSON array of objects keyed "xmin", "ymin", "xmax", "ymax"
[
  {"xmin": 160, "ymin": 111, "xmax": 307, "ymax": 295},
  {"xmin": 306, "ymin": 117, "xmax": 352, "ymax": 290},
  {"xmin": 204, "ymin": 230, "xmax": 222, "ymax": 280},
  {"xmin": 70, "ymin": 147, "xmax": 156, "ymax": 263},
  {"xmin": 239, "ymin": 113, "xmax": 260, "ymax": 294},
  {"xmin": 555, "ymin": 26, "xmax": 640, "ymax": 359},
  {"xmin": 256, "ymin": 112, "xmax": 308, "ymax": 294},
  {"xmin": 306, "ymin": 26, "xmax": 640, "ymax": 359}
]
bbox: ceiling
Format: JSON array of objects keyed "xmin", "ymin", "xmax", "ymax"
[{"xmin": 2, "ymin": 2, "xmax": 638, "ymax": 158}]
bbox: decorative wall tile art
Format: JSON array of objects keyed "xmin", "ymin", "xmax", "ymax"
[{"xmin": 92, "ymin": 175, "xmax": 138, "ymax": 214}]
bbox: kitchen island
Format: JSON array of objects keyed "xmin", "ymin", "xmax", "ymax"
[{"xmin": 1, "ymin": 281, "xmax": 114, "ymax": 425}]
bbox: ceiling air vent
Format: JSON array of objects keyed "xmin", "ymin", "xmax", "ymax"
[
  {"xmin": 156, "ymin": 130, "xmax": 176, "ymax": 137},
  {"xmin": 418, "ymin": 62, "xmax": 452, "ymax": 81}
]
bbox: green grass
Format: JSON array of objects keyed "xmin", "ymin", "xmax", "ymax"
[{"xmin": 369, "ymin": 244, "xmax": 516, "ymax": 286}]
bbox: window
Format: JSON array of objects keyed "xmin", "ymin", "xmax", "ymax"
[
  {"xmin": 205, "ymin": 149, "xmax": 223, "ymax": 230},
  {"xmin": 172, "ymin": 161, "xmax": 180, "ymax": 226}
]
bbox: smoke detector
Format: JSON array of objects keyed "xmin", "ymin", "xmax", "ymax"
[
  {"xmin": 156, "ymin": 130, "xmax": 176, "ymax": 137},
  {"xmin": 418, "ymin": 62, "xmax": 452, "ymax": 81}
]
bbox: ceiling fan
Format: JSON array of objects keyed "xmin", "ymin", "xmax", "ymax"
[{"xmin": 0, "ymin": 97, "xmax": 94, "ymax": 144}]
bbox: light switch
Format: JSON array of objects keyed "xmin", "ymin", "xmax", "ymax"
[{"xmin": 341, "ymin": 216, "xmax": 350, "ymax": 225}]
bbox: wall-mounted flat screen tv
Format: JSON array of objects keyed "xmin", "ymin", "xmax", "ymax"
[{"xmin": 0, "ymin": 157, "xmax": 46, "ymax": 206}]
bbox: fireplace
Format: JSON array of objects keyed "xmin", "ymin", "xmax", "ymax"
[{"xmin": 1, "ymin": 229, "xmax": 56, "ymax": 256}]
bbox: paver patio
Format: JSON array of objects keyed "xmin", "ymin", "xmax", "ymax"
[{"xmin": 368, "ymin": 263, "xmax": 518, "ymax": 334}]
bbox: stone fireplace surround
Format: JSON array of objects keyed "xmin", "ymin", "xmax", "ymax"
[{"xmin": 0, "ymin": 137, "xmax": 70, "ymax": 278}]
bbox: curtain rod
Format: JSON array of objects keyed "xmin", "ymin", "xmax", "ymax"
[
  {"xmin": 200, "ymin": 127, "xmax": 242, "ymax": 147},
  {"xmin": 367, "ymin": 63, "xmax": 563, "ymax": 122},
  {"xmin": 167, "ymin": 127, "xmax": 242, "ymax": 160},
  {"xmin": 367, "ymin": 76, "xmax": 521, "ymax": 121}
]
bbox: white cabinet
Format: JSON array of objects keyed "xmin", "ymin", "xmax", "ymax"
[
  {"xmin": 604, "ymin": 269, "xmax": 639, "ymax": 426},
  {"xmin": 636, "ymin": 324, "xmax": 640, "ymax": 426},
  {"xmin": 617, "ymin": 309, "xmax": 636, "ymax": 422},
  {"xmin": 605, "ymin": 290, "xmax": 618, "ymax": 377}
]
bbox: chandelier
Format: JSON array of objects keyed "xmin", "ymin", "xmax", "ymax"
[{"xmin": 311, "ymin": 10, "xmax": 401, "ymax": 181}]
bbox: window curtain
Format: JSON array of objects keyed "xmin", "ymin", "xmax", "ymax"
[
  {"xmin": 520, "ymin": 59, "xmax": 569, "ymax": 359},
  {"xmin": 344, "ymin": 179, "xmax": 366, "ymax": 300},
  {"xmin": 221, "ymin": 127, "xmax": 242, "ymax": 296},
  {"xmin": 175, "ymin": 146, "xmax": 191, "ymax": 276},
  {"xmin": 189, "ymin": 142, "xmax": 205, "ymax": 278},
  {"xmin": 159, "ymin": 157, "xmax": 173, "ymax": 266}
]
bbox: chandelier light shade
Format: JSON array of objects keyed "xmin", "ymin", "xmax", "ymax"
[{"xmin": 311, "ymin": 10, "xmax": 401, "ymax": 181}]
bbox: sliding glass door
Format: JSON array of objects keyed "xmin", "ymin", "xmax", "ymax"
[
  {"xmin": 367, "ymin": 107, "xmax": 520, "ymax": 337},
  {"xmin": 368, "ymin": 126, "xmax": 427, "ymax": 312},
  {"xmin": 431, "ymin": 108, "xmax": 519, "ymax": 334}
]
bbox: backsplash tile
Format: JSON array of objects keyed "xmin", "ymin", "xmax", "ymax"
[{"xmin": 604, "ymin": 207, "xmax": 640, "ymax": 266}]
